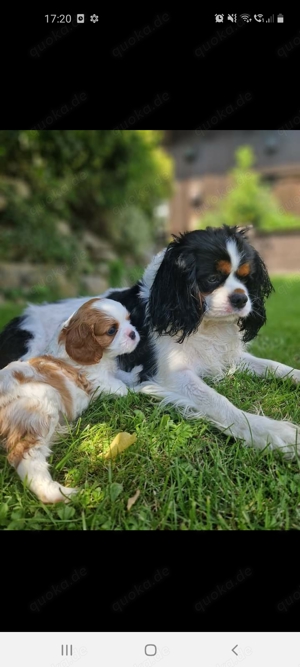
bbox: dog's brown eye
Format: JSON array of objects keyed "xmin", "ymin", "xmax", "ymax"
[
  {"xmin": 207, "ymin": 275, "xmax": 219, "ymax": 283},
  {"xmin": 107, "ymin": 325, "xmax": 117, "ymax": 336}
]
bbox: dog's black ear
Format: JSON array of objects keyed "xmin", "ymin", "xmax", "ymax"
[
  {"xmin": 239, "ymin": 249, "xmax": 274, "ymax": 343},
  {"xmin": 148, "ymin": 239, "xmax": 205, "ymax": 343}
]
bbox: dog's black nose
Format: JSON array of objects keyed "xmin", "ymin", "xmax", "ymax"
[
  {"xmin": 229, "ymin": 292, "xmax": 248, "ymax": 309},
  {"xmin": 129, "ymin": 330, "xmax": 136, "ymax": 340}
]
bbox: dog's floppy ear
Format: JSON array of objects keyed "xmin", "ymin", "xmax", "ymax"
[
  {"xmin": 64, "ymin": 321, "xmax": 103, "ymax": 365},
  {"xmin": 148, "ymin": 238, "xmax": 205, "ymax": 343},
  {"xmin": 239, "ymin": 249, "xmax": 274, "ymax": 343}
]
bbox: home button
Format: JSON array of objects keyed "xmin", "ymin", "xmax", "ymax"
[{"xmin": 145, "ymin": 645, "xmax": 157, "ymax": 657}]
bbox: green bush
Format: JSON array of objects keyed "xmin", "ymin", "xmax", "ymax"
[
  {"xmin": 0, "ymin": 185, "xmax": 81, "ymax": 264},
  {"xmin": 0, "ymin": 130, "xmax": 173, "ymax": 264},
  {"xmin": 199, "ymin": 146, "xmax": 300, "ymax": 233},
  {"xmin": 1, "ymin": 283, "xmax": 64, "ymax": 304},
  {"xmin": 108, "ymin": 258, "xmax": 144, "ymax": 288},
  {"xmin": 106, "ymin": 205, "xmax": 154, "ymax": 260}
]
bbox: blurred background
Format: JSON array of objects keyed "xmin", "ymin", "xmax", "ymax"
[{"xmin": 0, "ymin": 129, "xmax": 299, "ymax": 313}]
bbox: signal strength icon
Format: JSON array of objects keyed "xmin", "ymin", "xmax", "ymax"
[
  {"xmin": 266, "ymin": 14, "xmax": 274, "ymax": 22},
  {"xmin": 240, "ymin": 13, "xmax": 252, "ymax": 22}
]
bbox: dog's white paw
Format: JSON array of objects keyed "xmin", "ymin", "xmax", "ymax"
[
  {"xmin": 114, "ymin": 384, "xmax": 129, "ymax": 396},
  {"xmin": 38, "ymin": 482, "xmax": 78, "ymax": 504},
  {"xmin": 242, "ymin": 415, "xmax": 300, "ymax": 458},
  {"xmin": 291, "ymin": 369, "xmax": 300, "ymax": 384},
  {"xmin": 129, "ymin": 364, "xmax": 143, "ymax": 384},
  {"xmin": 115, "ymin": 365, "xmax": 143, "ymax": 387}
]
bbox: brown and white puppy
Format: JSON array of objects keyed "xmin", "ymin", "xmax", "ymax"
[{"xmin": 0, "ymin": 298, "xmax": 140, "ymax": 503}]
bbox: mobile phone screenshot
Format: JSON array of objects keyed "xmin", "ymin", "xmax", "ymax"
[{"xmin": 1, "ymin": 9, "xmax": 300, "ymax": 631}]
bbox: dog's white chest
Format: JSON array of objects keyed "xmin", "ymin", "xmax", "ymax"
[{"xmin": 156, "ymin": 321, "xmax": 243, "ymax": 381}]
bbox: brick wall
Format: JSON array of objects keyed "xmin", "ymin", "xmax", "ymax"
[{"xmin": 251, "ymin": 232, "xmax": 300, "ymax": 273}]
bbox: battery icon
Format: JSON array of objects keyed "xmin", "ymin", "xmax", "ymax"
[
  {"xmin": 77, "ymin": 14, "xmax": 85, "ymax": 22},
  {"xmin": 277, "ymin": 14, "xmax": 284, "ymax": 22}
]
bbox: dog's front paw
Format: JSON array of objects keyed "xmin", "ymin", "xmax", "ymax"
[
  {"xmin": 57, "ymin": 485, "xmax": 78, "ymax": 502},
  {"xmin": 129, "ymin": 364, "xmax": 143, "ymax": 384},
  {"xmin": 243, "ymin": 415, "xmax": 300, "ymax": 459},
  {"xmin": 111, "ymin": 383, "xmax": 128, "ymax": 396},
  {"xmin": 38, "ymin": 482, "xmax": 78, "ymax": 504},
  {"xmin": 115, "ymin": 366, "xmax": 143, "ymax": 387},
  {"xmin": 291, "ymin": 369, "xmax": 300, "ymax": 383}
]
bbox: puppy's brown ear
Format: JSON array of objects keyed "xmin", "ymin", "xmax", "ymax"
[{"xmin": 65, "ymin": 322, "xmax": 103, "ymax": 365}]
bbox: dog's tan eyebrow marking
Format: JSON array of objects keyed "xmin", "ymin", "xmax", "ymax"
[
  {"xmin": 236, "ymin": 262, "xmax": 250, "ymax": 277},
  {"xmin": 216, "ymin": 260, "xmax": 231, "ymax": 275}
]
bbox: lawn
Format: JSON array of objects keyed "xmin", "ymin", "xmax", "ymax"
[{"xmin": 0, "ymin": 276, "xmax": 300, "ymax": 530}]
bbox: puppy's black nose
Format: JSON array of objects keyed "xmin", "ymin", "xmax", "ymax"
[
  {"xmin": 229, "ymin": 292, "xmax": 248, "ymax": 309},
  {"xmin": 129, "ymin": 330, "xmax": 136, "ymax": 340}
]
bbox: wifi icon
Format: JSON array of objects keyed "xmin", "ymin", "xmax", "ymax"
[{"xmin": 240, "ymin": 13, "xmax": 252, "ymax": 22}]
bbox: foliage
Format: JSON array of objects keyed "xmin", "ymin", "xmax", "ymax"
[
  {"xmin": 0, "ymin": 130, "xmax": 173, "ymax": 264},
  {"xmin": 107, "ymin": 205, "xmax": 154, "ymax": 260},
  {"xmin": 1, "ymin": 283, "xmax": 65, "ymax": 305},
  {"xmin": 108, "ymin": 258, "xmax": 144, "ymax": 288},
  {"xmin": 199, "ymin": 146, "xmax": 300, "ymax": 233},
  {"xmin": 0, "ymin": 184, "xmax": 80, "ymax": 264}
]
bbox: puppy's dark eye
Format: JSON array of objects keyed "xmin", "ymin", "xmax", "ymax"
[
  {"xmin": 207, "ymin": 275, "xmax": 219, "ymax": 284},
  {"xmin": 107, "ymin": 325, "xmax": 117, "ymax": 336}
]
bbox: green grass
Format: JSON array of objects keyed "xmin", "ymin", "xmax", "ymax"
[{"xmin": 0, "ymin": 275, "xmax": 300, "ymax": 530}]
